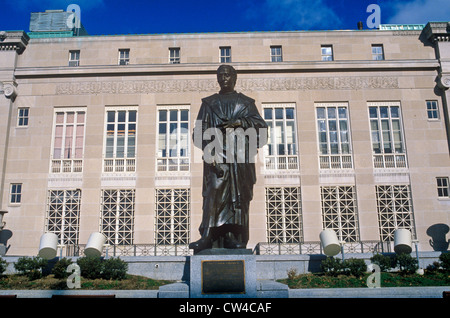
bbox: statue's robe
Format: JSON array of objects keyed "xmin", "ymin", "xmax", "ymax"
[{"xmin": 193, "ymin": 91, "xmax": 267, "ymax": 243}]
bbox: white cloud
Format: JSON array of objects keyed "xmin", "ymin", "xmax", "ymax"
[
  {"xmin": 387, "ymin": 0, "xmax": 450, "ymax": 24},
  {"xmin": 245, "ymin": 0, "xmax": 343, "ymax": 30}
]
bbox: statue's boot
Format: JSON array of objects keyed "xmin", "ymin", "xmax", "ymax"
[
  {"xmin": 223, "ymin": 232, "xmax": 246, "ymax": 249},
  {"xmin": 189, "ymin": 235, "xmax": 212, "ymax": 250}
]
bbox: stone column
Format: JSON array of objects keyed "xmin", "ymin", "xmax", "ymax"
[
  {"xmin": 0, "ymin": 31, "xmax": 29, "ymax": 208},
  {"xmin": 423, "ymin": 22, "xmax": 450, "ymax": 151}
]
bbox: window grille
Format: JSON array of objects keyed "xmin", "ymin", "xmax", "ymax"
[
  {"xmin": 437, "ymin": 177, "xmax": 449, "ymax": 198},
  {"xmin": 265, "ymin": 187, "xmax": 303, "ymax": 244},
  {"xmin": 375, "ymin": 185, "xmax": 415, "ymax": 242},
  {"xmin": 100, "ymin": 189, "xmax": 135, "ymax": 245},
  {"xmin": 321, "ymin": 186, "xmax": 359, "ymax": 242},
  {"xmin": 46, "ymin": 189, "xmax": 81, "ymax": 245},
  {"xmin": 155, "ymin": 188, "xmax": 190, "ymax": 246}
]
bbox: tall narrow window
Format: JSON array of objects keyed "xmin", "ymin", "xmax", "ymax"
[
  {"xmin": 437, "ymin": 177, "xmax": 449, "ymax": 198},
  {"xmin": 321, "ymin": 45, "xmax": 333, "ymax": 61},
  {"xmin": 155, "ymin": 188, "xmax": 190, "ymax": 247},
  {"xmin": 426, "ymin": 100, "xmax": 439, "ymax": 120},
  {"xmin": 157, "ymin": 107, "xmax": 190, "ymax": 172},
  {"xmin": 104, "ymin": 107, "xmax": 137, "ymax": 172},
  {"xmin": 69, "ymin": 50, "xmax": 80, "ymax": 66},
  {"xmin": 17, "ymin": 108, "xmax": 29, "ymax": 127},
  {"xmin": 100, "ymin": 189, "xmax": 135, "ymax": 245},
  {"xmin": 220, "ymin": 46, "xmax": 231, "ymax": 63},
  {"xmin": 321, "ymin": 186, "xmax": 359, "ymax": 242},
  {"xmin": 368, "ymin": 102, "xmax": 407, "ymax": 168},
  {"xmin": 118, "ymin": 49, "xmax": 130, "ymax": 65},
  {"xmin": 372, "ymin": 44, "xmax": 384, "ymax": 60},
  {"xmin": 169, "ymin": 48, "xmax": 180, "ymax": 64},
  {"xmin": 46, "ymin": 189, "xmax": 81, "ymax": 245},
  {"xmin": 265, "ymin": 187, "xmax": 302, "ymax": 244},
  {"xmin": 316, "ymin": 103, "xmax": 353, "ymax": 169},
  {"xmin": 263, "ymin": 104, "xmax": 298, "ymax": 170},
  {"xmin": 51, "ymin": 109, "xmax": 86, "ymax": 173},
  {"xmin": 270, "ymin": 46, "xmax": 283, "ymax": 62},
  {"xmin": 376, "ymin": 185, "xmax": 415, "ymax": 242},
  {"xmin": 10, "ymin": 183, "xmax": 22, "ymax": 204}
]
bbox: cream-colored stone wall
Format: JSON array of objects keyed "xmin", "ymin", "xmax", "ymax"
[{"xmin": 1, "ymin": 28, "xmax": 449, "ymax": 256}]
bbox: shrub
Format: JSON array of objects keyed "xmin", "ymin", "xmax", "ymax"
[
  {"xmin": 52, "ymin": 258, "xmax": 73, "ymax": 279},
  {"xmin": 394, "ymin": 253, "xmax": 418, "ymax": 274},
  {"xmin": 14, "ymin": 257, "xmax": 48, "ymax": 280},
  {"xmin": 321, "ymin": 257, "xmax": 344, "ymax": 276},
  {"xmin": 77, "ymin": 256, "xmax": 103, "ymax": 279},
  {"xmin": 370, "ymin": 253, "xmax": 394, "ymax": 272},
  {"xmin": 76, "ymin": 256, "xmax": 128, "ymax": 280},
  {"xmin": 0, "ymin": 258, "xmax": 7, "ymax": 275},
  {"xmin": 101, "ymin": 257, "xmax": 128, "ymax": 280},
  {"xmin": 343, "ymin": 258, "xmax": 367, "ymax": 277},
  {"xmin": 439, "ymin": 252, "xmax": 450, "ymax": 272}
]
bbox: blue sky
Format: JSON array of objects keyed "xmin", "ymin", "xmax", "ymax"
[{"xmin": 1, "ymin": 0, "xmax": 449, "ymax": 35}]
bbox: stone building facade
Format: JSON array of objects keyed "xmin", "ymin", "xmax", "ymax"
[{"xmin": 0, "ymin": 16, "xmax": 449, "ymax": 256}]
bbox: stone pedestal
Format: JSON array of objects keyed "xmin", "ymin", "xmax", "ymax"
[{"xmin": 189, "ymin": 249, "xmax": 257, "ymax": 298}]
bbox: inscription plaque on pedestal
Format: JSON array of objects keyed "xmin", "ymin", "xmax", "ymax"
[
  {"xmin": 190, "ymin": 252, "xmax": 257, "ymax": 298},
  {"xmin": 201, "ymin": 260, "xmax": 245, "ymax": 294}
]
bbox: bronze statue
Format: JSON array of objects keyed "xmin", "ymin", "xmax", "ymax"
[{"xmin": 189, "ymin": 65, "xmax": 267, "ymax": 252}]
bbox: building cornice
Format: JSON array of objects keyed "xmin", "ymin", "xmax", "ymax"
[
  {"xmin": 0, "ymin": 31, "xmax": 29, "ymax": 54},
  {"xmin": 423, "ymin": 22, "xmax": 450, "ymax": 42},
  {"xmin": 13, "ymin": 59, "xmax": 440, "ymax": 79}
]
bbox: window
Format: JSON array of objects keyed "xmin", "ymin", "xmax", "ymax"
[
  {"xmin": 155, "ymin": 188, "xmax": 190, "ymax": 246},
  {"xmin": 271, "ymin": 46, "xmax": 283, "ymax": 62},
  {"xmin": 157, "ymin": 107, "xmax": 190, "ymax": 172},
  {"xmin": 100, "ymin": 189, "xmax": 135, "ymax": 245},
  {"xmin": 263, "ymin": 104, "xmax": 298, "ymax": 170},
  {"xmin": 118, "ymin": 49, "xmax": 130, "ymax": 65},
  {"xmin": 265, "ymin": 187, "xmax": 302, "ymax": 244},
  {"xmin": 368, "ymin": 102, "xmax": 407, "ymax": 168},
  {"xmin": 220, "ymin": 46, "xmax": 231, "ymax": 63},
  {"xmin": 169, "ymin": 48, "xmax": 180, "ymax": 64},
  {"xmin": 45, "ymin": 190, "xmax": 81, "ymax": 245},
  {"xmin": 372, "ymin": 44, "xmax": 384, "ymax": 60},
  {"xmin": 10, "ymin": 183, "xmax": 22, "ymax": 204},
  {"xmin": 426, "ymin": 100, "xmax": 439, "ymax": 120},
  {"xmin": 437, "ymin": 177, "xmax": 449, "ymax": 198},
  {"xmin": 321, "ymin": 186, "xmax": 359, "ymax": 242},
  {"xmin": 316, "ymin": 104, "xmax": 353, "ymax": 169},
  {"xmin": 376, "ymin": 185, "xmax": 415, "ymax": 242},
  {"xmin": 51, "ymin": 109, "xmax": 86, "ymax": 173},
  {"xmin": 321, "ymin": 45, "xmax": 333, "ymax": 61},
  {"xmin": 17, "ymin": 108, "xmax": 29, "ymax": 127},
  {"xmin": 104, "ymin": 107, "xmax": 137, "ymax": 172},
  {"xmin": 69, "ymin": 50, "xmax": 80, "ymax": 67}
]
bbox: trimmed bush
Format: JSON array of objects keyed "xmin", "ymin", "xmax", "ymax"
[
  {"xmin": 370, "ymin": 253, "xmax": 394, "ymax": 272},
  {"xmin": 52, "ymin": 257, "xmax": 73, "ymax": 279},
  {"xmin": 14, "ymin": 256, "xmax": 48, "ymax": 280},
  {"xmin": 394, "ymin": 253, "xmax": 418, "ymax": 274},
  {"xmin": 321, "ymin": 257, "xmax": 344, "ymax": 276},
  {"xmin": 76, "ymin": 256, "xmax": 128, "ymax": 280},
  {"xmin": 344, "ymin": 258, "xmax": 367, "ymax": 277},
  {"xmin": 101, "ymin": 257, "xmax": 128, "ymax": 280},
  {"xmin": 77, "ymin": 256, "xmax": 103, "ymax": 279},
  {"xmin": 439, "ymin": 252, "xmax": 450, "ymax": 272},
  {"xmin": 0, "ymin": 258, "xmax": 7, "ymax": 275}
]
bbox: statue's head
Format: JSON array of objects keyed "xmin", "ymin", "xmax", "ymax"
[{"xmin": 217, "ymin": 64, "xmax": 237, "ymax": 93}]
